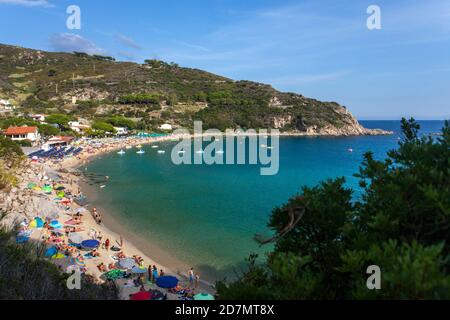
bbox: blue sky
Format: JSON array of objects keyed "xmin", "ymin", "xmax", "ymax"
[{"xmin": 0, "ymin": 0, "xmax": 449, "ymax": 120}]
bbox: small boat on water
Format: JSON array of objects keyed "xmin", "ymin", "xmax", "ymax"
[
  {"xmin": 151, "ymin": 145, "xmax": 159, "ymax": 149},
  {"xmin": 136, "ymin": 149, "xmax": 145, "ymax": 154},
  {"xmin": 125, "ymin": 146, "xmax": 132, "ymax": 149},
  {"xmin": 196, "ymin": 150, "xmax": 204, "ymax": 154},
  {"xmin": 216, "ymin": 150, "xmax": 224, "ymax": 154},
  {"xmin": 157, "ymin": 150, "xmax": 166, "ymax": 154},
  {"xmin": 117, "ymin": 150, "xmax": 126, "ymax": 155},
  {"xmin": 178, "ymin": 150, "xmax": 186, "ymax": 154},
  {"xmin": 347, "ymin": 148, "xmax": 354, "ymax": 153}
]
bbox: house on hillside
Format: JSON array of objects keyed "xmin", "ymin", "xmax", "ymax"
[
  {"xmin": 30, "ymin": 114, "xmax": 46, "ymax": 123},
  {"xmin": 69, "ymin": 121, "xmax": 90, "ymax": 134},
  {"xmin": 0, "ymin": 99, "xmax": 15, "ymax": 117},
  {"xmin": 3, "ymin": 126, "xmax": 40, "ymax": 146},
  {"xmin": 0, "ymin": 99, "xmax": 14, "ymax": 111}
]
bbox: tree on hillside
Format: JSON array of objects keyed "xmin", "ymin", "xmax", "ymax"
[
  {"xmin": 45, "ymin": 114, "xmax": 71, "ymax": 127},
  {"xmin": 217, "ymin": 119, "xmax": 450, "ymax": 299}
]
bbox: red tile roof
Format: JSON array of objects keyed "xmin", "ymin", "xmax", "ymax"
[{"xmin": 3, "ymin": 126, "xmax": 38, "ymax": 135}]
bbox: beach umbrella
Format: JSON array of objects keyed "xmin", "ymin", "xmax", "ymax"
[
  {"xmin": 104, "ymin": 269, "xmax": 125, "ymax": 280},
  {"xmin": 57, "ymin": 191, "xmax": 65, "ymax": 198},
  {"xmin": 156, "ymin": 276, "xmax": 179, "ymax": 289},
  {"xmin": 119, "ymin": 258, "xmax": 135, "ymax": 269},
  {"xmin": 49, "ymin": 220, "xmax": 62, "ymax": 229},
  {"xmin": 194, "ymin": 293, "xmax": 215, "ymax": 301},
  {"xmin": 69, "ymin": 233, "xmax": 84, "ymax": 244},
  {"xmin": 55, "ymin": 186, "xmax": 66, "ymax": 191},
  {"xmin": 35, "ymin": 217, "xmax": 44, "ymax": 228},
  {"xmin": 52, "ymin": 253, "xmax": 66, "ymax": 260},
  {"xmin": 28, "ymin": 219, "xmax": 37, "ymax": 228},
  {"xmin": 27, "ymin": 182, "xmax": 37, "ymax": 189},
  {"xmin": 131, "ymin": 266, "xmax": 147, "ymax": 274},
  {"xmin": 45, "ymin": 246, "xmax": 58, "ymax": 257},
  {"xmin": 81, "ymin": 239, "xmax": 100, "ymax": 249},
  {"xmin": 42, "ymin": 185, "xmax": 53, "ymax": 194},
  {"xmin": 29, "ymin": 217, "xmax": 44, "ymax": 229},
  {"xmin": 130, "ymin": 291, "xmax": 151, "ymax": 301}
]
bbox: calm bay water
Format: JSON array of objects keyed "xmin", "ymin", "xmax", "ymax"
[{"xmin": 83, "ymin": 121, "xmax": 444, "ymax": 280}]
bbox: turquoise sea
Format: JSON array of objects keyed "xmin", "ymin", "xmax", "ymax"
[{"xmin": 82, "ymin": 121, "xmax": 445, "ymax": 280}]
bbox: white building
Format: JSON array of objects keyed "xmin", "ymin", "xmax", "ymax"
[
  {"xmin": 159, "ymin": 123, "xmax": 173, "ymax": 131},
  {"xmin": 3, "ymin": 126, "xmax": 40, "ymax": 145},
  {"xmin": 114, "ymin": 127, "xmax": 128, "ymax": 136},
  {"xmin": 30, "ymin": 114, "xmax": 46, "ymax": 123},
  {"xmin": 69, "ymin": 121, "xmax": 90, "ymax": 133},
  {"xmin": 0, "ymin": 99, "xmax": 14, "ymax": 110}
]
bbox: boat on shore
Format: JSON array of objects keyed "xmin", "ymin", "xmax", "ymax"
[
  {"xmin": 136, "ymin": 149, "xmax": 145, "ymax": 154},
  {"xmin": 117, "ymin": 150, "xmax": 126, "ymax": 155}
]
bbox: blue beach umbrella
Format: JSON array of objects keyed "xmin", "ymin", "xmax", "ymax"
[
  {"xmin": 156, "ymin": 276, "xmax": 179, "ymax": 289},
  {"xmin": 49, "ymin": 220, "xmax": 62, "ymax": 229},
  {"xmin": 81, "ymin": 239, "xmax": 100, "ymax": 249},
  {"xmin": 35, "ymin": 217, "xmax": 44, "ymax": 228},
  {"xmin": 45, "ymin": 246, "xmax": 58, "ymax": 257}
]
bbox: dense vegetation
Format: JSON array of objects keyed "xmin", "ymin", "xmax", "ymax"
[
  {"xmin": 0, "ymin": 136, "xmax": 24, "ymax": 190},
  {"xmin": 217, "ymin": 119, "xmax": 450, "ymax": 299},
  {"xmin": 0, "ymin": 226, "xmax": 118, "ymax": 299},
  {"xmin": 0, "ymin": 44, "xmax": 357, "ymax": 132}
]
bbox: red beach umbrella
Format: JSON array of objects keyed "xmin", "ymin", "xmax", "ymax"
[{"xmin": 130, "ymin": 291, "xmax": 152, "ymax": 301}]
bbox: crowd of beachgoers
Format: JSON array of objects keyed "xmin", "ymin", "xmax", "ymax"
[{"xmin": 3, "ymin": 134, "xmax": 215, "ymax": 300}]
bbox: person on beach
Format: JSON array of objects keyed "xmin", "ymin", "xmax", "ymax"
[
  {"xmin": 148, "ymin": 265, "xmax": 153, "ymax": 283},
  {"xmin": 105, "ymin": 238, "xmax": 110, "ymax": 251},
  {"xmin": 159, "ymin": 269, "xmax": 165, "ymax": 277},
  {"xmin": 195, "ymin": 273, "xmax": 200, "ymax": 290},
  {"xmin": 189, "ymin": 267, "xmax": 194, "ymax": 287},
  {"xmin": 119, "ymin": 235, "xmax": 123, "ymax": 249},
  {"xmin": 152, "ymin": 265, "xmax": 158, "ymax": 282}
]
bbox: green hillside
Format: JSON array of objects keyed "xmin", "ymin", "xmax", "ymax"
[{"xmin": 0, "ymin": 43, "xmax": 368, "ymax": 134}]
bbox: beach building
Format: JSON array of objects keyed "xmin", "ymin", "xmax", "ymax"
[
  {"xmin": 114, "ymin": 126, "xmax": 128, "ymax": 136},
  {"xmin": 3, "ymin": 126, "xmax": 40, "ymax": 145},
  {"xmin": 159, "ymin": 123, "xmax": 173, "ymax": 131},
  {"xmin": 42, "ymin": 136, "xmax": 75, "ymax": 150}
]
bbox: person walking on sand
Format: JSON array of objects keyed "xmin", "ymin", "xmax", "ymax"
[
  {"xmin": 188, "ymin": 267, "xmax": 194, "ymax": 288},
  {"xmin": 105, "ymin": 238, "xmax": 110, "ymax": 251}
]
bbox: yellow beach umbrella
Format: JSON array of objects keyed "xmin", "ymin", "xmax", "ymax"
[{"xmin": 51, "ymin": 253, "xmax": 66, "ymax": 260}]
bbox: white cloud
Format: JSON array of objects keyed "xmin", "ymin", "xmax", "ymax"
[
  {"xmin": 49, "ymin": 33, "xmax": 103, "ymax": 55},
  {"xmin": 115, "ymin": 34, "xmax": 143, "ymax": 50},
  {"xmin": 0, "ymin": 0, "xmax": 53, "ymax": 7}
]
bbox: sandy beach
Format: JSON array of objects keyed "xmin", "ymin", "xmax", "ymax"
[{"xmin": 2, "ymin": 133, "xmax": 215, "ymax": 300}]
